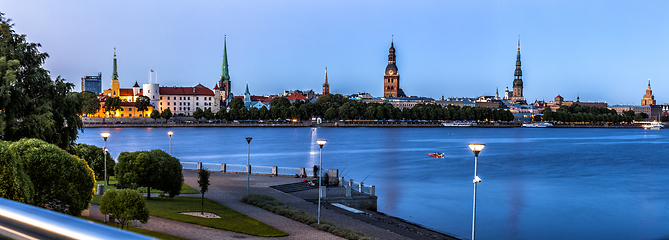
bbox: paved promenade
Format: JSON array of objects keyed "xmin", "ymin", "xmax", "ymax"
[{"xmin": 86, "ymin": 171, "xmax": 459, "ymax": 240}]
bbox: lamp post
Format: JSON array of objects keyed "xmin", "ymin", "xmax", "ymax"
[
  {"xmin": 100, "ymin": 132, "xmax": 110, "ymax": 223},
  {"xmin": 168, "ymin": 131, "xmax": 173, "ymax": 155},
  {"xmin": 316, "ymin": 139, "xmax": 327, "ymax": 225},
  {"xmin": 468, "ymin": 143, "xmax": 485, "ymax": 240},
  {"xmin": 246, "ymin": 137, "xmax": 252, "ymax": 196}
]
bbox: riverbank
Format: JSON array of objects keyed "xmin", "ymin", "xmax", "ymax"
[{"xmin": 83, "ymin": 120, "xmax": 652, "ymax": 128}]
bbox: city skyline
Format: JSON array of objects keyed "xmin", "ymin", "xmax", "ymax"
[{"xmin": 3, "ymin": 0, "xmax": 669, "ymax": 105}]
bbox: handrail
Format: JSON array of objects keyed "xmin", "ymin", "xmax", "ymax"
[{"xmin": 0, "ymin": 197, "xmax": 154, "ymax": 240}]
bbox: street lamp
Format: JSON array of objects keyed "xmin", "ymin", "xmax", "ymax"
[
  {"xmin": 168, "ymin": 131, "xmax": 173, "ymax": 155},
  {"xmin": 246, "ymin": 137, "xmax": 252, "ymax": 196},
  {"xmin": 100, "ymin": 132, "xmax": 110, "ymax": 223},
  {"xmin": 468, "ymin": 143, "xmax": 485, "ymax": 240},
  {"xmin": 316, "ymin": 139, "xmax": 327, "ymax": 225}
]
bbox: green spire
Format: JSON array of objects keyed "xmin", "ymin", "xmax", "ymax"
[
  {"xmin": 245, "ymin": 82, "xmax": 250, "ymax": 95},
  {"xmin": 514, "ymin": 36, "xmax": 522, "ymax": 77},
  {"xmin": 112, "ymin": 47, "xmax": 118, "ymax": 81},
  {"xmin": 220, "ymin": 35, "xmax": 230, "ymax": 82}
]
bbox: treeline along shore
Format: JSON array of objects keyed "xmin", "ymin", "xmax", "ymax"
[{"xmin": 82, "ymin": 117, "xmax": 650, "ymax": 128}]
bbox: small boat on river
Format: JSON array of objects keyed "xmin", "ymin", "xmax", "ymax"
[
  {"xmin": 441, "ymin": 121, "xmax": 478, "ymax": 127},
  {"xmin": 428, "ymin": 152, "xmax": 445, "ymax": 158},
  {"xmin": 522, "ymin": 122, "xmax": 553, "ymax": 128},
  {"xmin": 641, "ymin": 121, "xmax": 664, "ymax": 129}
]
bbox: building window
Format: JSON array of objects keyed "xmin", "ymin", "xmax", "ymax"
[
  {"xmin": 188, "ymin": 97, "xmax": 190, "ymax": 100},
  {"xmin": 188, "ymin": 102, "xmax": 190, "ymax": 106},
  {"xmin": 120, "ymin": 108, "xmax": 124, "ymax": 111},
  {"xmin": 129, "ymin": 114, "xmax": 132, "ymax": 117},
  {"xmin": 196, "ymin": 97, "xmax": 199, "ymax": 100},
  {"xmin": 167, "ymin": 102, "xmax": 170, "ymax": 106},
  {"xmin": 148, "ymin": 90, "xmax": 151, "ymax": 93},
  {"xmin": 196, "ymin": 102, "xmax": 199, "ymax": 106},
  {"xmin": 179, "ymin": 102, "xmax": 182, "ymax": 106},
  {"xmin": 173, "ymin": 102, "xmax": 176, "ymax": 106},
  {"xmin": 179, "ymin": 107, "xmax": 182, "ymax": 110},
  {"xmin": 160, "ymin": 102, "xmax": 163, "ymax": 105},
  {"xmin": 160, "ymin": 96, "xmax": 163, "ymax": 100},
  {"xmin": 128, "ymin": 107, "xmax": 132, "ymax": 111},
  {"xmin": 188, "ymin": 107, "xmax": 190, "ymax": 111},
  {"xmin": 173, "ymin": 107, "xmax": 176, "ymax": 111},
  {"xmin": 121, "ymin": 114, "xmax": 124, "ymax": 117},
  {"xmin": 180, "ymin": 97, "xmax": 182, "ymax": 100},
  {"xmin": 167, "ymin": 96, "xmax": 170, "ymax": 100}
]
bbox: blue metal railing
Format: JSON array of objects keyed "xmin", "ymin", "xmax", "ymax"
[{"xmin": 0, "ymin": 197, "xmax": 154, "ymax": 240}]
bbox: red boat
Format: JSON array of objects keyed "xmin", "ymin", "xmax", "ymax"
[{"xmin": 428, "ymin": 152, "xmax": 445, "ymax": 157}]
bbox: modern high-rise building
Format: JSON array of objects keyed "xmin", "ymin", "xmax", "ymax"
[
  {"xmin": 219, "ymin": 36, "xmax": 231, "ymax": 101},
  {"xmin": 511, "ymin": 37, "xmax": 525, "ymax": 103},
  {"xmin": 642, "ymin": 79, "xmax": 656, "ymax": 105},
  {"xmin": 81, "ymin": 72, "xmax": 102, "ymax": 94},
  {"xmin": 384, "ymin": 40, "xmax": 402, "ymax": 98}
]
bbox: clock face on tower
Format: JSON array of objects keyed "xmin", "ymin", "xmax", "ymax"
[{"xmin": 389, "ymin": 70, "xmax": 394, "ymax": 75}]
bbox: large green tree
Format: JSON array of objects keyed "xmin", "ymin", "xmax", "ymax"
[
  {"xmin": 0, "ymin": 14, "xmax": 84, "ymax": 150},
  {"xmin": 193, "ymin": 107, "xmax": 204, "ymax": 120},
  {"xmin": 9, "ymin": 138, "xmax": 95, "ymax": 216},
  {"xmin": 99, "ymin": 189, "xmax": 149, "ymax": 229},
  {"xmin": 150, "ymin": 109, "xmax": 160, "ymax": 122},
  {"xmin": 161, "ymin": 108, "xmax": 172, "ymax": 121},
  {"xmin": 134, "ymin": 95, "xmax": 151, "ymax": 117},
  {"xmin": 115, "ymin": 149, "xmax": 183, "ymax": 199},
  {"xmin": 72, "ymin": 143, "xmax": 115, "ymax": 182},
  {"xmin": 0, "ymin": 140, "xmax": 33, "ymax": 203},
  {"xmin": 77, "ymin": 91, "xmax": 101, "ymax": 117}
]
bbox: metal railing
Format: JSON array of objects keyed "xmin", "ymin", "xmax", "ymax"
[
  {"xmin": 0, "ymin": 197, "xmax": 153, "ymax": 240},
  {"xmin": 180, "ymin": 162, "xmax": 198, "ymax": 170},
  {"xmin": 201, "ymin": 163, "xmax": 221, "ymax": 171},
  {"xmin": 252, "ymin": 165, "xmax": 273, "ymax": 175},
  {"xmin": 277, "ymin": 167, "xmax": 301, "ymax": 176},
  {"xmin": 225, "ymin": 164, "xmax": 247, "ymax": 173}
]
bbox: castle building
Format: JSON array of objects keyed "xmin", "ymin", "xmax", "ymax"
[
  {"xmin": 219, "ymin": 36, "xmax": 231, "ymax": 101},
  {"xmin": 642, "ymin": 79, "xmax": 656, "ymax": 105},
  {"xmin": 158, "ymin": 84, "xmax": 216, "ymax": 115},
  {"xmin": 322, "ymin": 67, "xmax": 329, "ymax": 95},
  {"xmin": 81, "ymin": 72, "xmax": 102, "ymax": 95},
  {"xmin": 511, "ymin": 37, "xmax": 525, "ymax": 103},
  {"xmin": 384, "ymin": 40, "xmax": 405, "ymax": 98}
]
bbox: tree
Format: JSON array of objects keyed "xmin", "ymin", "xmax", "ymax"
[
  {"xmin": 203, "ymin": 108, "xmax": 214, "ymax": 120},
  {"xmin": 0, "ymin": 14, "xmax": 85, "ymax": 150},
  {"xmin": 150, "ymin": 110, "xmax": 160, "ymax": 122},
  {"xmin": 99, "ymin": 189, "xmax": 149, "ymax": 229},
  {"xmin": 134, "ymin": 95, "xmax": 151, "ymax": 117},
  {"xmin": 115, "ymin": 149, "xmax": 183, "ymax": 200},
  {"xmin": 161, "ymin": 108, "xmax": 172, "ymax": 121},
  {"xmin": 72, "ymin": 143, "xmax": 115, "ymax": 182},
  {"xmin": 77, "ymin": 91, "xmax": 101, "ymax": 117},
  {"xmin": 104, "ymin": 97, "xmax": 121, "ymax": 116},
  {"xmin": 9, "ymin": 138, "xmax": 95, "ymax": 216},
  {"xmin": 229, "ymin": 98, "xmax": 244, "ymax": 110},
  {"xmin": 324, "ymin": 107, "xmax": 338, "ymax": 119},
  {"xmin": 623, "ymin": 110, "xmax": 636, "ymax": 117},
  {"xmin": 197, "ymin": 168, "xmax": 210, "ymax": 215},
  {"xmin": 270, "ymin": 97, "xmax": 291, "ymax": 109},
  {"xmin": 634, "ymin": 113, "xmax": 648, "ymax": 122},
  {"xmin": 215, "ymin": 107, "xmax": 227, "ymax": 120},
  {"xmin": 0, "ymin": 140, "xmax": 33, "ymax": 203},
  {"xmin": 193, "ymin": 107, "xmax": 204, "ymax": 120},
  {"xmin": 259, "ymin": 106, "xmax": 269, "ymax": 120}
]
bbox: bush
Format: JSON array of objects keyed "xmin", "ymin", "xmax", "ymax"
[
  {"xmin": 0, "ymin": 140, "xmax": 33, "ymax": 203},
  {"xmin": 241, "ymin": 194, "xmax": 375, "ymax": 240},
  {"xmin": 99, "ymin": 189, "xmax": 149, "ymax": 229},
  {"xmin": 72, "ymin": 143, "xmax": 115, "ymax": 181},
  {"xmin": 10, "ymin": 138, "xmax": 95, "ymax": 216}
]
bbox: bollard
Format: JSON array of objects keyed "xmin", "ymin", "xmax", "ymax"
[
  {"xmin": 299, "ymin": 168, "xmax": 306, "ymax": 178},
  {"xmin": 338, "ymin": 177, "xmax": 344, "ymax": 187},
  {"xmin": 221, "ymin": 163, "xmax": 226, "ymax": 173},
  {"xmin": 370, "ymin": 185, "xmax": 375, "ymax": 196},
  {"xmin": 197, "ymin": 162, "xmax": 202, "ymax": 170},
  {"xmin": 359, "ymin": 182, "xmax": 364, "ymax": 193},
  {"xmin": 272, "ymin": 166, "xmax": 278, "ymax": 176},
  {"xmin": 246, "ymin": 165, "xmax": 251, "ymax": 174},
  {"xmin": 345, "ymin": 185, "xmax": 352, "ymax": 197},
  {"xmin": 320, "ymin": 186, "xmax": 327, "ymax": 198},
  {"xmin": 348, "ymin": 179, "xmax": 354, "ymax": 188}
]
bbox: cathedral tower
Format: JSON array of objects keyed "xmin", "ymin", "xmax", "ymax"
[
  {"xmin": 384, "ymin": 39, "xmax": 400, "ymax": 98},
  {"xmin": 322, "ymin": 67, "xmax": 330, "ymax": 95},
  {"xmin": 642, "ymin": 79, "xmax": 656, "ymax": 105},
  {"xmin": 219, "ymin": 36, "xmax": 231, "ymax": 100},
  {"xmin": 512, "ymin": 37, "xmax": 524, "ymax": 103}
]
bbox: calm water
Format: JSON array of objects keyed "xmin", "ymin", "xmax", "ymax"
[{"xmin": 78, "ymin": 127, "xmax": 669, "ymax": 240}]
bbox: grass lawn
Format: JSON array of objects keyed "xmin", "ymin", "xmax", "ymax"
[
  {"xmin": 91, "ymin": 195, "xmax": 287, "ymax": 237},
  {"xmin": 80, "ymin": 216, "xmax": 189, "ymax": 240}
]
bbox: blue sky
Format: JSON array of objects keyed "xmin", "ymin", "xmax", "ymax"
[{"xmin": 3, "ymin": 0, "xmax": 668, "ymax": 105}]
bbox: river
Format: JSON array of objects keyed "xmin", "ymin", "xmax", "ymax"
[{"xmin": 77, "ymin": 127, "xmax": 669, "ymax": 240}]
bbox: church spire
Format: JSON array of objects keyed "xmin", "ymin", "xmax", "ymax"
[
  {"xmin": 245, "ymin": 82, "xmax": 250, "ymax": 95},
  {"xmin": 220, "ymin": 35, "xmax": 230, "ymax": 82},
  {"xmin": 112, "ymin": 47, "xmax": 118, "ymax": 81},
  {"xmin": 323, "ymin": 67, "xmax": 330, "ymax": 95}
]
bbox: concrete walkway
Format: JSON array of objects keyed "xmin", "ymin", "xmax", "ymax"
[{"xmin": 85, "ymin": 171, "xmax": 457, "ymax": 240}]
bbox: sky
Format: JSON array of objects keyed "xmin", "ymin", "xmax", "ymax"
[{"xmin": 3, "ymin": 0, "xmax": 669, "ymax": 105}]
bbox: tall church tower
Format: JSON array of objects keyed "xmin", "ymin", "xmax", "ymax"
[
  {"xmin": 322, "ymin": 67, "xmax": 330, "ymax": 95},
  {"xmin": 642, "ymin": 79, "xmax": 656, "ymax": 105},
  {"xmin": 384, "ymin": 39, "xmax": 400, "ymax": 98},
  {"xmin": 111, "ymin": 48, "xmax": 120, "ymax": 97},
  {"xmin": 512, "ymin": 37, "xmax": 524, "ymax": 103},
  {"xmin": 219, "ymin": 36, "xmax": 231, "ymax": 100}
]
